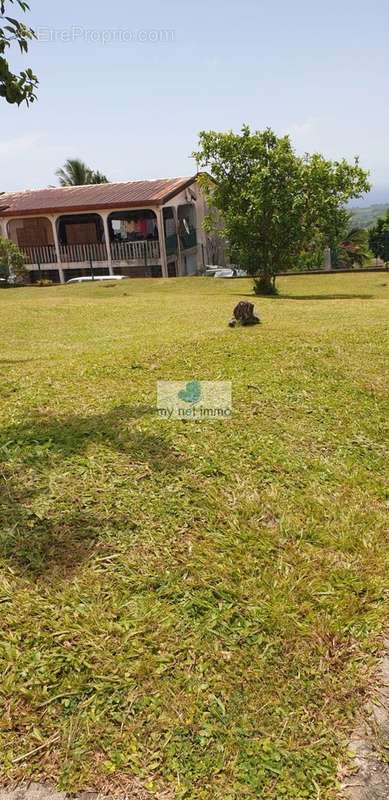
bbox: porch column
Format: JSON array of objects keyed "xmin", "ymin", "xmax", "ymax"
[
  {"xmin": 156, "ymin": 208, "xmax": 168, "ymax": 278},
  {"xmin": 193, "ymin": 196, "xmax": 206, "ymax": 273},
  {"xmin": 100, "ymin": 212, "xmax": 114, "ymax": 276},
  {"xmin": 50, "ymin": 216, "xmax": 65, "ymax": 284},
  {"xmin": 172, "ymin": 207, "xmax": 184, "ymax": 276}
]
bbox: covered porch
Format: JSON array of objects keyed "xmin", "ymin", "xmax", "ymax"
[
  {"xmin": 1, "ymin": 176, "xmax": 206, "ymax": 283},
  {"xmin": 6, "ymin": 205, "xmax": 201, "ymax": 282},
  {"xmin": 7, "ymin": 210, "xmax": 165, "ymax": 281}
]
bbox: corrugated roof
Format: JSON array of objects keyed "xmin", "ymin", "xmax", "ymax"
[{"xmin": 0, "ymin": 177, "xmax": 196, "ymax": 217}]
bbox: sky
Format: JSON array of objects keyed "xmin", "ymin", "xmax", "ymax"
[{"xmin": 1, "ymin": 0, "xmax": 388, "ymax": 204}]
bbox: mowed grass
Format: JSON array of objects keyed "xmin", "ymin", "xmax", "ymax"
[{"xmin": 0, "ymin": 273, "xmax": 388, "ymax": 799}]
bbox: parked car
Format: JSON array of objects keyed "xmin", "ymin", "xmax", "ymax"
[
  {"xmin": 214, "ymin": 268, "xmax": 236, "ymax": 278},
  {"xmin": 206, "ymin": 266, "xmax": 248, "ymax": 278},
  {"xmin": 204, "ymin": 265, "xmax": 224, "ymax": 276},
  {"xmin": 213, "ymin": 268, "xmax": 247, "ymax": 279},
  {"xmin": 66, "ymin": 275, "xmax": 128, "ymax": 284}
]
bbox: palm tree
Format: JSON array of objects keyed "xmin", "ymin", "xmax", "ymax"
[
  {"xmin": 89, "ymin": 170, "xmax": 109, "ymax": 185},
  {"xmin": 56, "ymin": 159, "xmax": 109, "ymax": 187},
  {"xmin": 338, "ymin": 227, "xmax": 371, "ymax": 268}
]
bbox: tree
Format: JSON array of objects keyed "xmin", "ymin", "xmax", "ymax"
[
  {"xmin": 369, "ymin": 210, "xmax": 389, "ymax": 267},
  {"xmin": 56, "ymin": 159, "xmax": 109, "ymax": 187},
  {"xmin": 0, "ymin": 236, "xmax": 27, "ymax": 281},
  {"xmin": 89, "ymin": 170, "xmax": 110, "ymax": 185},
  {"xmin": 0, "ymin": 0, "xmax": 38, "ymax": 105},
  {"xmin": 193, "ymin": 126, "xmax": 370, "ymax": 294},
  {"xmin": 337, "ymin": 227, "xmax": 371, "ymax": 268}
]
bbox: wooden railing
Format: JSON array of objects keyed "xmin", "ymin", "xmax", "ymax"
[
  {"xmin": 21, "ymin": 245, "xmax": 58, "ymax": 265},
  {"xmin": 110, "ymin": 239, "xmax": 160, "ymax": 262},
  {"xmin": 21, "ymin": 240, "xmax": 161, "ymax": 267},
  {"xmin": 59, "ymin": 243, "xmax": 108, "ymax": 263}
]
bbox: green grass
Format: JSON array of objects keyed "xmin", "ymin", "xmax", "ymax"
[{"xmin": 0, "ymin": 273, "xmax": 388, "ymax": 799}]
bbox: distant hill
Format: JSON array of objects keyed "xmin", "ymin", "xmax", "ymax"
[{"xmin": 349, "ymin": 203, "xmax": 389, "ymax": 230}]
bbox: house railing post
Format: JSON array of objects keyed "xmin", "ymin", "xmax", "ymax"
[
  {"xmin": 101, "ymin": 212, "xmax": 114, "ymax": 276},
  {"xmin": 50, "ymin": 215, "xmax": 65, "ymax": 284},
  {"xmin": 173, "ymin": 206, "xmax": 184, "ymax": 276},
  {"xmin": 156, "ymin": 208, "xmax": 168, "ymax": 278},
  {"xmin": 144, "ymin": 240, "xmax": 148, "ymax": 274}
]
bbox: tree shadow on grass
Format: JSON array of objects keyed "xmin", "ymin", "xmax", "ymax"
[
  {"xmin": 0, "ymin": 479, "xmax": 103, "ymax": 579},
  {"xmin": 230, "ymin": 293, "xmax": 373, "ymax": 300},
  {"xmin": 0, "ymin": 404, "xmax": 183, "ymax": 579},
  {"xmin": 278, "ymin": 293, "xmax": 373, "ymax": 300},
  {"xmin": 0, "ymin": 404, "xmax": 168, "ymax": 462}
]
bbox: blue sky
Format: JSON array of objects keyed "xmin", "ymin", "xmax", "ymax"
[{"xmin": 1, "ymin": 0, "xmax": 388, "ymax": 203}]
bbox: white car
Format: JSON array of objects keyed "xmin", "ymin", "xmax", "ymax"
[
  {"xmin": 66, "ymin": 275, "xmax": 128, "ymax": 284},
  {"xmin": 212, "ymin": 267, "xmax": 248, "ymax": 279},
  {"xmin": 214, "ymin": 268, "xmax": 236, "ymax": 278},
  {"xmin": 205, "ymin": 265, "xmax": 225, "ymax": 276}
]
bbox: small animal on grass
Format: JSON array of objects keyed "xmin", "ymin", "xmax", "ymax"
[{"xmin": 229, "ymin": 301, "xmax": 260, "ymax": 327}]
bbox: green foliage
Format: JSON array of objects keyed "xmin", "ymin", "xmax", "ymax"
[
  {"xmin": 295, "ymin": 238, "xmax": 327, "ymax": 271},
  {"xmin": 56, "ymin": 159, "xmax": 109, "ymax": 187},
  {"xmin": 337, "ymin": 227, "xmax": 371, "ymax": 268},
  {"xmin": 369, "ymin": 209, "xmax": 389, "ymax": 265},
  {"xmin": 194, "ymin": 126, "xmax": 370, "ymax": 293},
  {"xmin": 88, "ymin": 169, "xmax": 110, "ymax": 185},
  {"xmin": 0, "ymin": 235, "xmax": 27, "ymax": 280},
  {"xmin": 0, "ymin": 0, "xmax": 38, "ymax": 105}
]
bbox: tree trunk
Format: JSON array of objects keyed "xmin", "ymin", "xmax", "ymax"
[{"xmin": 253, "ymin": 273, "xmax": 278, "ymax": 296}]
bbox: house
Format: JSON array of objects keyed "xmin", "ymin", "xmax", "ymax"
[{"xmin": 0, "ymin": 175, "xmax": 223, "ymax": 283}]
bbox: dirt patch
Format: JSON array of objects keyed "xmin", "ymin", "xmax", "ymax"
[
  {"xmin": 341, "ymin": 637, "xmax": 389, "ymax": 799},
  {"xmin": 0, "ymin": 784, "xmax": 173, "ymax": 800}
]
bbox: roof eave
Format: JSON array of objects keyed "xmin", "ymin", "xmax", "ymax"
[
  {"xmin": 0, "ymin": 176, "xmax": 198, "ymax": 219},
  {"xmin": 160, "ymin": 176, "xmax": 197, "ymax": 205}
]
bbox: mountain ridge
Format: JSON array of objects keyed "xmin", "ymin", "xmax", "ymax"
[{"xmin": 349, "ymin": 203, "xmax": 389, "ymax": 229}]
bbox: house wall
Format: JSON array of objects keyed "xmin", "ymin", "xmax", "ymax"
[
  {"xmin": 161, "ymin": 182, "xmax": 209, "ymax": 275},
  {"xmin": 0, "ymin": 180, "xmax": 225, "ymax": 282}
]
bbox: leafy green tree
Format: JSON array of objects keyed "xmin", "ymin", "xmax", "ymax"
[
  {"xmin": 56, "ymin": 159, "xmax": 109, "ymax": 187},
  {"xmin": 0, "ymin": 236, "xmax": 27, "ymax": 281},
  {"xmin": 337, "ymin": 227, "xmax": 371, "ymax": 268},
  {"xmin": 0, "ymin": 0, "xmax": 38, "ymax": 105},
  {"xmin": 194, "ymin": 126, "xmax": 370, "ymax": 294},
  {"xmin": 369, "ymin": 210, "xmax": 389, "ymax": 267}
]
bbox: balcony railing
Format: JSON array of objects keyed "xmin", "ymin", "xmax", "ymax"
[
  {"xmin": 21, "ymin": 245, "xmax": 58, "ymax": 265},
  {"xmin": 110, "ymin": 239, "xmax": 160, "ymax": 262},
  {"xmin": 22, "ymin": 239, "xmax": 161, "ymax": 266},
  {"xmin": 59, "ymin": 243, "xmax": 108, "ymax": 263}
]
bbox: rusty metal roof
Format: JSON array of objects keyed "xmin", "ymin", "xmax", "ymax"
[{"xmin": 0, "ymin": 177, "xmax": 196, "ymax": 217}]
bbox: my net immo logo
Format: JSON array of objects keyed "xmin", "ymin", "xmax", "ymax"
[{"xmin": 157, "ymin": 381, "xmax": 232, "ymax": 420}]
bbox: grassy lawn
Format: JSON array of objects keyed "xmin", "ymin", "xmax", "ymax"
[{"xmin": 0, "ymin": 273, "xmax": 388, "ymax": 799}]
